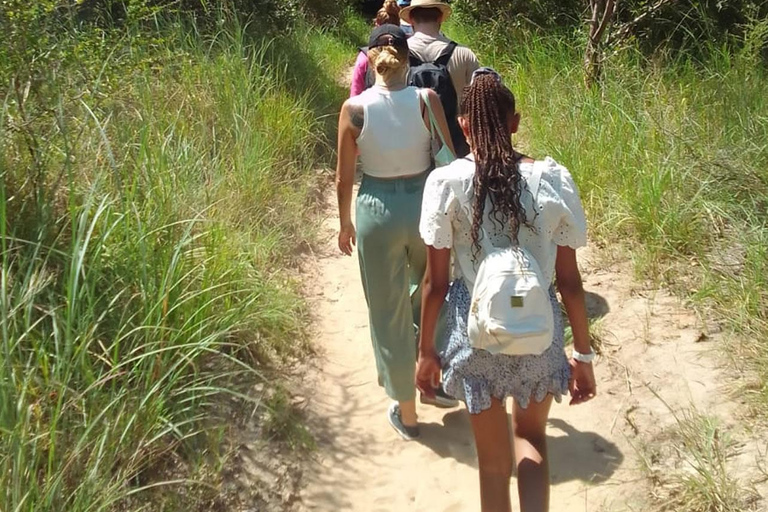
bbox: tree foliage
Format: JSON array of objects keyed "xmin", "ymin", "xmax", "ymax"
[
  {"xmin": 453, "ymin": 0, "xmax": 768, "ymax": 56},
  {"xmin": 0, "ymin": 0, "xmax": 355, "ymax": 95},
  {"xmin": 0, "ymin": 0, "xmax": 354, "ymax": 50}
]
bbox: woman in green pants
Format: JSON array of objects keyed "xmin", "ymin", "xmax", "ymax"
[{"xmin": 335, "ymin": 24, "xmax": 455, "ymax": 440}]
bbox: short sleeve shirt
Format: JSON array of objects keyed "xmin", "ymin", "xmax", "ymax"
[
  {"xmin": 419, "ymin": 157, "xmax": 588, "ymax": 288},
  {"xmin": 407, "ymin": 33, "xmax": 480, "ymax": 111}
]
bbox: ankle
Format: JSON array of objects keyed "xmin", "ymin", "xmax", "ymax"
[
  {"xmin": 400, "ymin": 412, "xmax": 418, "ymax": 426},
  {"xmin": 398, "ymin": 400, "xmax": 418, "ymax": 426}
]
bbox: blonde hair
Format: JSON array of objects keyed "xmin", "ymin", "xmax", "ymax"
[
  {"xmin": 368, "ymin": 45, "xmax": 408, "ymax": 82},
  {"xmin": 375, "ymin": 0, "xmax": 400, "ymax": 26}
]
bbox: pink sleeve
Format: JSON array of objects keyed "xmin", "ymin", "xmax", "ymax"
[{"xmin": 350, "ymin": 52, "xmax": 369, "ymax": 97}]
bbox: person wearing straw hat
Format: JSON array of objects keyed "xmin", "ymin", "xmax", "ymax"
[
  {"xmin": 397, "ymin": 0, "xmax": 414, "ymax": 36},
  {"xmin": 401, "ymin": 0, "xmax": 480, "ymax": 157}
]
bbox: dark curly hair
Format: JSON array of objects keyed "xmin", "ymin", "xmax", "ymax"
[{"xmin": 460, "ymin": 74, "xmax": 533, "ymax": 255}]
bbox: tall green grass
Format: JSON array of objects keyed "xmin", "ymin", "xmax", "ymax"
[
  {"xmin": 445, "ymin": 18, "xmax": 768, "ymax": 407},
  {"xmin": 0, "ymin": 11, "xmax": 355, "ymax": 511}
]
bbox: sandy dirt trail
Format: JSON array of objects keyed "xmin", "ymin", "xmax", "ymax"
[{"xmin": 298, "ymin": 186, "xmax": 764, "ymax": 512}]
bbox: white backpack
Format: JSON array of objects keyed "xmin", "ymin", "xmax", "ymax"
[{"xmin": 455, "ymin": 163, "xmax": 554, "ymax": 356}]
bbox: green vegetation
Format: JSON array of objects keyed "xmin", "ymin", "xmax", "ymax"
[
  {"xmin": 450, "ymin": 6, "xmax": 768, "ymax": 508},
  {"xmin": 446, "ymin": 10, "xmax": 768, "ymax": 417},
  {"xmin": 457, "ymin": 0, "xmax": 768, "ymax": 56},
  {"xmin": 635, "ymin": 398, "xmax": 757, "ymax": 511},
  {"xmin": 0, "ymin": 2, "xmax": 361, "ymax": 509},
  {"xmin": 451, "ymin": 9, "xmax": 767, "ymax": 506},
  {"xmin": 2, "ymin": 0, "xmax": 766, "ymax": 508}
]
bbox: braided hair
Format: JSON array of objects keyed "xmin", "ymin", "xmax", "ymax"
[{"xmin": 460, "ymin": 74, "xmax": 532, "ymax": 254}]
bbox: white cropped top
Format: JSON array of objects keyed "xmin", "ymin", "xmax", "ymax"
[{"xmin": 353, "ymin": 85, "xmax": 432, "ymax": 178}]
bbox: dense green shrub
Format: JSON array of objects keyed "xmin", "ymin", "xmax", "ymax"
[
  {"xmin": 453, "ymin": 0, "xmax": 584, "ymax": 27},
  {"xmin": 0, "ymin": 2, "xmax": 357, "ymax": 509},
  {"xmin": 452, "ymin": 0, "xmax": 768, "ymax": 57},
  {"xmin": 0, "ymin": 0, "xmax": 355, "ymax": 26}
]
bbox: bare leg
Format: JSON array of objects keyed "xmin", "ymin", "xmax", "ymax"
[
  {"xmin": 399, "ymin": 399, "xmax": 417, "ymax": 426},
  {"xmin": 469, "ymin": 398, "xmax": 513, "ymax": 512},
  {"xmin": 512, "ymin": 395, "xmax": 553, "ymax": 512}
]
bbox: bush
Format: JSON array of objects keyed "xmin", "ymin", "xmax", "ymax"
[
  {"xmin": 0, "ymin": 4, "xmax": 356, "ymax": 510},
  {"xmin": 452, "ymin": 0, "xmax": 768, "ymax": 58}
]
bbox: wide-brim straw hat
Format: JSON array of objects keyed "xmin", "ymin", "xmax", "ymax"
[{"xmin": 399, "ymin": 0, "xmax": 452, "ymax": 24}]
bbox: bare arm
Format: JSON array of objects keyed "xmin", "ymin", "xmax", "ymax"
[
  {"xmin": 555, "ymin": 245, "xmax": 590, "ymax": 354},
  {"xmin": 336, "ymin": 101, "xmax": 362, "ymax": 255},
  {"xmin": 416, "ymin": 245, "xmax": 451, "ymax": 395},
  {"xmin": 419, "ymin": 246, "xmax": 451, "ymax": 357},
  {"xmin": 555, "ymin": 244, "xmax": 597, "ymax": 405}
]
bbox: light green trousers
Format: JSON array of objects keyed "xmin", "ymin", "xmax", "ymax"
[{"xmin": 356, "ymin": 172, "xmax": 428, "ymax": 402}]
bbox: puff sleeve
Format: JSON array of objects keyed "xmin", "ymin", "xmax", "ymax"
[
  {"xmin": 551, "ymin": 164, "xmax": 588, "ymax": 249},
  {"xmin": 420, "ymin": 172, "xmax": 457, "ymax": 249}
]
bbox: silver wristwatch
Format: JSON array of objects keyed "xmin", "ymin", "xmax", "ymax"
[{"xmin": 572, "ymin": 350, "xmax": 595, "ymax": 363}]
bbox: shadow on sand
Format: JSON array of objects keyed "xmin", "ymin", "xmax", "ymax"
[
  {"xmin": 301, "ymin": 365, "xmax": 389, "ymax": 510},
  {"xmin": 418, "ymin": 410, "xmax": 623, "ymax": 485},
  {"xmin": 585, "ymin": 290, "xmax": 610, "ymax": 320}
]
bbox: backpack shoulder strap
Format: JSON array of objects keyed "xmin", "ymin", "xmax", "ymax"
[
  {"xmin": 360, "ymin": 46, "xmax": 369, "ymax": 55},
  {"xmin": 409, "ymin": 50, "xmax": 424, "ymax": 67},
  {"xmin": 454, "ymin": 178, "xmax": 496, "ymax": 256},
  {"xmin": 453, "ymin": 174, "xmax": 472, "ymax": 212},
  {"xmin": 434, "ymin": 41, "xmax": 458, "ymax": 67},
  {"xmin": 527, "ymin": 161, "xmax": 545, "ymax": 203}
]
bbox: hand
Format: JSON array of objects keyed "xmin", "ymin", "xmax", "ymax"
[
  {"xmin": 568, "ymin": 359, "xmax": 596, "ymax": 405},
  {"xmin": 338, "ymin": 223, "xmax": 356, "ymax": 256},
  {"xmin": 416, "ymin": 352, "xmax": 441, "ymax": 398}
]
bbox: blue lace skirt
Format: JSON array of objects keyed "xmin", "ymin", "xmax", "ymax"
[{"xmin": 440, "ymin": 279, "xmax": 571, "ymax": 415}]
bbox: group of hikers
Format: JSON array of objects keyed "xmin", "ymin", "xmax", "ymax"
[{"xmin": 334, "ymin": 1, "xmax": 598, "ymax": 511}]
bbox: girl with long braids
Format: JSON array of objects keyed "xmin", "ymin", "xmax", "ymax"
[{"xmin": 417, "ymin": 69, "xmax": 597, "ymax": 511}]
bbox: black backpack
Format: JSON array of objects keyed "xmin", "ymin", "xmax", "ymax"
[{"xmin": 408, "ymin": 42, "xmax": 469, "ymax": 157}]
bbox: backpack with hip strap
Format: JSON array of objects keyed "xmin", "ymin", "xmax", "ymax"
[
  {"xmin": 408, "ymin": 42, "xmax": 469, "ymax": 157},
  {"xmin": 455, "ymin": 162, "xmax": 554, "ymax": 356}
]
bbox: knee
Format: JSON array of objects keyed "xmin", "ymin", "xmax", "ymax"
[
  {"xmin": 477, "ymin": 451, "xmax": 514, "ymax": 479},
  {"xmin": 513, "ymin": 424, "xmax": 547, "ymax": 450},
  {"xmin": 478, "ymin": 461, "xmax": 513, "ymax": 481}
]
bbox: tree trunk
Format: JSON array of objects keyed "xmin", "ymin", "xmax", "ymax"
[{"xmin": 584, "ymin": 0, "xmax": 616, "ymax": 88}]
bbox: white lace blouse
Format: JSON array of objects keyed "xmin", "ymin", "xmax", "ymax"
[{"xmin": 419, "ymin": 156, "xmax": 588, "ymax": 288}]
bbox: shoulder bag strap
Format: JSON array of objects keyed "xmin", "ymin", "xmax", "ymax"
[{"xmin": 419, "ymin": 89, "xmax": 451, "ymax": 150}]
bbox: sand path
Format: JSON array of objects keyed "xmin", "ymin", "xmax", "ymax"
[{"xmin": 297, "ymin": 185, "xmax": 762, "ymax": 512}]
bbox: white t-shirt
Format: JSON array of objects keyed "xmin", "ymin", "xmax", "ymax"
[{"xmin": 419, "ymin": 156, "xmax": 588, "ymax": 288}]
